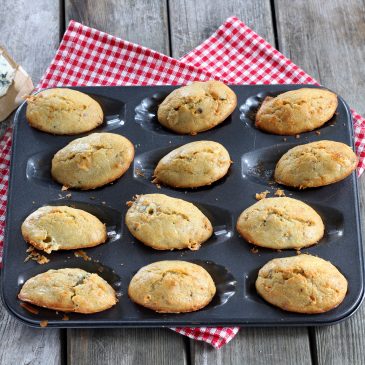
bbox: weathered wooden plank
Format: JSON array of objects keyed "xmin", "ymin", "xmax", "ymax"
[
  {"xmin": 168, "ymin": 0, "xmax": 275, "ymax": 58},
  {"xmin": 0, "ymin": 0, "xmax": 61, "ymax": 136},
  {"xmin": 0, "ymin": 1, "xmax": 62, "ymax": 364},
  {"xmin": 0, "ymin": 279, "xmax": 62, "ymax": 365},
  {"xmin": 68, "ymin": 328, "xmax": 187, "ymax": 365},
  {"xmin": 65, "ymin": 0, "xmax": 170, "ymax": 55},
  {"xmin": 275, "ymin": 0, "xmax": 365, "ymax": 115},
  {"xmin": 310, "ymin": 174, "xmax": 365, "ymax": 365},
  {"xmin": 276, "ymin": 1, "xmax": 365, "ymax": 364},
  {"xmin": 191, "ymin": 328, "xmax": 311, "ymax": 365},
  {"xmin": 65, "ymin": 2, "xmax": 187, "ymax": 363},
  {"xmin": 168, "ymin": 1, "xmax": 312, "ymax": 363},
  {"xmin": 0, "ymin": 0, "xmax": 61, "ymax": 84}
]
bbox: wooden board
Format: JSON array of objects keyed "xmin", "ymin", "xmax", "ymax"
[
  {"xmin": 0, "ymin": 1, "xmax": 62, "ymax": 363},
  {"xmin": 0, "ymin": 0, "xmax": 61, "ymax": 83},
  {"xmin": 275, "ymin": 0, "xmax": 365, "ymax": 115},
  {"xmin": 1, "ymin": 0, "xmax": 365, "ymax": 363},
  {"xmin": 67, "ymin": 329, "xmax": 187, "ymax": 365},
  {"xmin": 0, "ymin": 281, "xmax": 62, "ymax": 365},
  {"xmin": 191, "ymin": 328, "xmax": 311, "ymax": 365},
  {"xmin": 168, "ymin": 0, "xmax": 275, "ymax": 58},
  {"xmin": 275, "ymin": 1, "xmax": 365, "ymax": 364},
  {"xmin": 0, "ymin": 0, "xmax": 61, "ymax": 135},
  {"xmin": 168, "ymin": 1, "xmax": 312, "ymax": 362},
  {"xmin": 65, "ymin": 0, "xmax": 170, "ymax": 55},
  {"xmin": 64, "ymin": 1, "xmax": 187, "ymax": 362}
]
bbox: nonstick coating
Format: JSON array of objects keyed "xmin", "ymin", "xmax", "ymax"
[{"xmin": 2, "ymin": 84, "xmax": 364, "ymax": 328}]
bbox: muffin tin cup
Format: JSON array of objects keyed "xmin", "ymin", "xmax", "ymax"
[{"xmin": 2, "ymin": 84, "xmax": 364, "ymax": 327}]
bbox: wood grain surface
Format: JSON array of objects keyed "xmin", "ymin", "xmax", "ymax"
[
  {"xmin": 67, "ymin": 328, "xmax": 187, "ymax": 365},
  {"xmin": 0, "ymin": 282, "xmax": 62, "ymax": 365},
  {"xmin": 168, "ymin": 0, "xmax": 275, "ymax": 58},
  {"xmin": 64, "ymin": 1, "xmax": 186, "ymax": 363},
  {"xmin": 65, "ymin": 0, "xmax": 170, "ymax": 54},
  {"xmin": 191, "ymin": 327, "xmax": 311, "ymax": 365},
  {"xmin": 0, "ymin": 0, "xmax": 61, "ymax": 135},
  {"xmin": 0, "ymin": 2, "xmax": 62, "ymax": 363},
  {"xmin": 275, "ymin": 0, "xmax": 365, "ymax": 115},
  {"xmin": 276, "ymin": 1, "xmax": 365, "ymax": 364},
  {"xmin": 0, "ymin": 0, "xmax": 61, "ymax": 82},
  {"xmin": 1, "ymin": 0, "xmax": 365, "ymax": 364}
]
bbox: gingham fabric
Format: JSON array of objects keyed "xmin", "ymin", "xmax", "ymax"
[{"xmin": 1, "ymin": 16, "xmax": 365, "ymax": 349}]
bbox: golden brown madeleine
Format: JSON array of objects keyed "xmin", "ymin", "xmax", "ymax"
[
  {"xmin": 237, "ymin": 197, "xmax": 324, "ymax": 250},
  {"xmin": 26, "ymin": 88, "xmax": 103, "ymax": 134},
  {"xmin": 125, "ymin": 194, "xmax": 212, "ymax": 250},
  {"xmin": 255, "ymin": 88, "xmax": 338, "ymax": 135},
  {"xmin": 157, "ymin": 81, "xmax": 237, "ymax": 135},
  {"xmin": 128, "ymin": 261, "xmax": 216, "ymax": 313},
  {"xmin": 256, "ymin": 254, "xmax": 348, "ymax": 314},
  {"xmin": 21, "ymin": 206, "xmax": 107, "ymax": 253},
  {"xmin": 51, "ymin": 132, "xmax": 134, "ymax": 190},
  {"xmin": 274, "ymin": 140, "xmax": 358, "ymax": 188},
  {"xmin": 18, "ymin": 268, "xmax": 117, "ymax": 313},
  {"xmin": 153, "ymin": 141, "xmax": 231, "ymax": 188}
]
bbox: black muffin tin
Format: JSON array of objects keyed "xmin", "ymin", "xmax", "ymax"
[{"xmin": 2, "ymin": 84, "xmax": 364, "ymax": 327}]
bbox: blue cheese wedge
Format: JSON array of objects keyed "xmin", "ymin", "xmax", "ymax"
[{"xmin": 0, "ymin": 54, "xmax": 16, "ymax": 98}]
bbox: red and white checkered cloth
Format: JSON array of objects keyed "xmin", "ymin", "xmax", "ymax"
[{"xmin": 1, "ymin": 16, "xmax": 365, "ymax": 349}]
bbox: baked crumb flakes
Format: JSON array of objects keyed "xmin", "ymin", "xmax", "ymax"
[
  {"xmin": 315, "ymin": 131, "xmax": 321, "ymax": 135},
  {"xmin": 274, "ymin": 188, "xmax": 286, "ymax": 197},
  {"xmin": 255, "ymin": 190, "xmax": 270, "ymax": 200},
  {"xmin": 61, "ymin": 185, "xmax": 69, "ymax": 191},
  {"xmin": 74, "ymin": 250, "xmax": 92, "ymax": 261},
  {"xmin": 20, "ymin": 302, "xmax": 39, "ymax": 314},
  {"xmin": 295, "ymin": 134, "xmax": 300, "ymax": 139},
  {"xmin": 283, "ymin": 138, "xmax": 287, "ymax": 142},
  {"xmin": 62, "ymin": 314, "xmax": 70, "ymax": 321},
  {"xmin": 250, "ymin": 247, "xmax": 259, "ymax": 254},
  {"xmin": 40, "ymin": 320, "xmax": 48, "ymax": 328},
  {"xmin": 24, "ymin": 247, "xmax": 50, "ymax": 265}
]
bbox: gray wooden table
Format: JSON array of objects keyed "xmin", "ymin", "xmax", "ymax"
[{"xmin": 1, "ymin": 1, "xmax": 365, "ymax": 364}]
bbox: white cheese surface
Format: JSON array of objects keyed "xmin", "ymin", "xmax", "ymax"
[{"xmin": 0, "ymin": 55, "xmax": 16, "ymax": 97}]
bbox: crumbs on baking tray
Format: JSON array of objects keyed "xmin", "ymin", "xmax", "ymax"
[
  {"xmin": 40, "ymin": 320, "xmax": 48, "ymax": 328},
  {"xmin": 74, "ymin": 250, "xmax": 92, "ymax": 261},
  {"xmin": 24, "ymin": 247, "xmax": 50, "ymax": 264},
  {"xmin": 255, "ymin": 190, "xmax": 270, "ymax": 200},
  {"xmin": 274, "ymin": 188, "xmax": 285, "ymax": 197},
  {"xmin": 250, "ymin": 247, "xmax": 259, "ymax": 254}
]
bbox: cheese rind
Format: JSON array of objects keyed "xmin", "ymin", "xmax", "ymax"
[{"xmin": 0, "ymin": 55, "xmax": 16, "ymax": 98}]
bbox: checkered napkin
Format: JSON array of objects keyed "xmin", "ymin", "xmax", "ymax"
[{"xmin": 1, "ymin": 16, "xmax": 365, "ymax": 349}]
